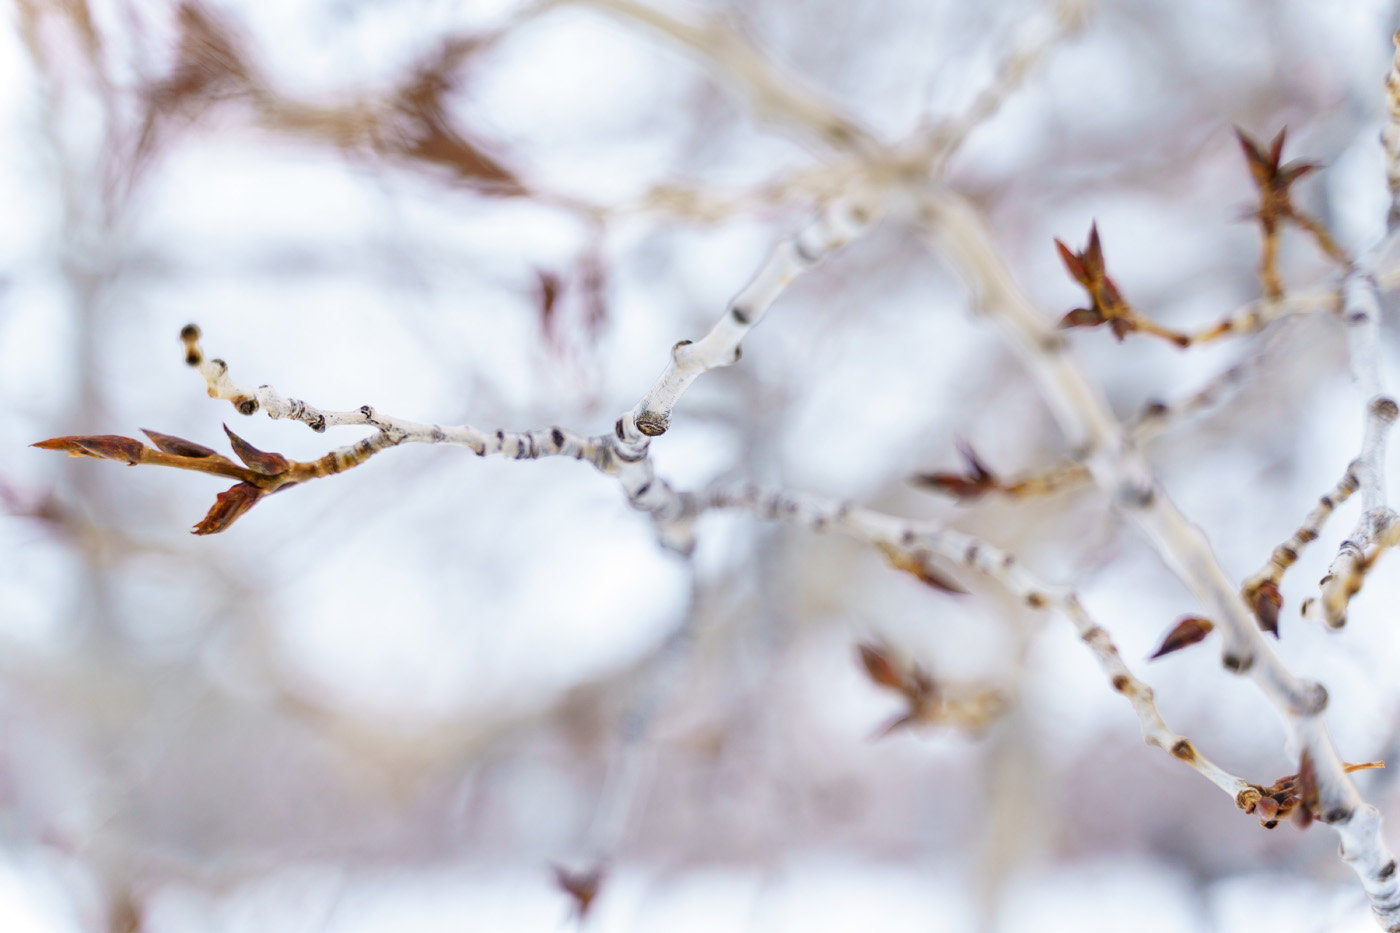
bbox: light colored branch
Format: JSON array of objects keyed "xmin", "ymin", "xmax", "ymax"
[
  {"xmin": 1310, "ymin": 261, "xmax": 1399, "ymax": 629},
  {"xmin": 184, "ymin": 325, "xmax": 617, "ymax": 469},
  {"xmin": 913, "ymin": 187, "xmax": 1400, "ymax": 929},
  {"xmin": 624, "ymin": 194, "xmax": 878, "ymax": 439},
  {"xmin": 584, "ymin": 597, "xmax": 696, "ymax": 862},
  {"xmin": 1248, "ymin": 464, "xmax": 1360, "ymax": 633},
  {"xmin": 1184, "ymin": 288, "xmax": 1340, "ymax": 343},
  {"xmin": 918, "ymin": 0, "xmax": 1091, "ymax": 175},
  {"xmin": 179, "ymin": 324, "xmax": 690, "ymax": 530},
  {"xmin": 1384, "ymin": 29, "xmax": 1400, "ymax": 228},
  {"xmin": 565, "ymin": 0, "xmax": 880, "ymax": 157},
  {"xmin": 921, "ymin": 338, "xmax": 1279, "ymax": 504},
  {"xmin": 681, "ymin": 481, "xmax": 1252, "ymax": 800},
  {"xmin": 585, "ymin": 12, "xmax": 1395, "ymax": 894},
  {"xmin": 1312, "ymin": 36, "xmax": 1400, "ymax": 630},
  {"xmin": 180, "ymin": 193, "xmax": 877, "ymax": 550},
  {"xmin": 623, "ymin": 160, "xmax": 864, "ymax": 222}
]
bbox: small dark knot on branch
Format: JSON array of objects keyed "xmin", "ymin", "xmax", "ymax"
[
  {"xmin": 1115, "ymin": 481, "xmax": 1156, "ymax": 509},
  {"xmin": 1295, "ymin": 681, "xmax": 1329, "ymax": 716},
  {"xmin": 1222, "ymin": 652, "xmax": 1254, "ymax": 674},
  {"xmin": 1322, "ymin": 807, "xmax": 1355, "ymax": 825},
  {"xmin": 635, "ymin": 411, "xmax": 669, "ymax": 436}
]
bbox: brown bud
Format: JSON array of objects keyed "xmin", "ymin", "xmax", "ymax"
[
  {"xmin": 141, "ymin": 429, "xmax": 217, "ymax": 459},
  {"xmin": 1149, "ymin": 616, "xmax": 1215, "ymax": 660},
  {"xmin": 1249, "ymin": 580, "xmax": 1282, "ymax": 637},
  {"xmin": 857, "ymin": 643, "xmax": 905, "ymax": 690},
  {"xmin": 32, "ymin": 435, "xmax": 147, "ymax": 466},
  {"xmin": 1254, "ymin": 795, "xmax": 1280, "ymax": 825},
  {"xmin": 193, "ymin": 482, "xmax": 266, "ymax": 535},
  {"xmin": 1058, "ymin": 307, "xmax": 1104, "ymax": 329},
  {"xmin": 223, "ymin": 425, "xmax": 289, "ymax": 476}
]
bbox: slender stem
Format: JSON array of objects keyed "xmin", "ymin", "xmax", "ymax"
[{"xmin": 685, "ymin": 481, "xmax": 1252, "ymax": 799}]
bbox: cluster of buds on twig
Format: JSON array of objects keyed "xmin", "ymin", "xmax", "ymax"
[
  {"xmin": 1055, "ymin": 223, "xmax": 1192, "ymax": 347},
  {"xmin": 32, "ymin": 425, "xmax": 386, "ymax": 534},
  {"xmin": 1237, "ymin": 754, "xmax": 1384, "ymax": 830},
  {"xmin": 1235, "ymin": 128, "xmax": 1349, "ymax": 298}
]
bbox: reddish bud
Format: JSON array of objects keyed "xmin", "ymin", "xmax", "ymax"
[
  {"xmin": 1058, "ymin": 307, "xmax": 1104, "ymax": 329},
  {"xmin": 223, "ymin": 425, "xmax": 289, "ymax": 475},
  {"xmin": 1055, "ymin": 238, "xmax": 1088, "ymax": 285},
  {"xmin": 912, "ymin": 472, "xmax": 990, "ymax": 499},
  {"xmin": 1149, "ymin": 616, "xmax": 1215, "ymax": 660},
  {"xmin": 193, "ymin": 482, "xmax": 265, "ymax": 535},
  {"xmin": 33, "ymin": 435, "xmax": 147, "ymax": 465},
  {"xmin": 858, "ymin": 643, "xmax": 905, "ymax": 690},
  {"xmin": 141, "ymin": 429, "xmax": 218, "ymax": 459},
  {"xmin": 1254, "ymin": 794, "xmax": 1280, "ymax": 826}
]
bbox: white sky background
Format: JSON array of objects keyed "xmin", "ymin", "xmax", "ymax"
[{"xmin": 2, "ymin": 0, "xmax": 1400, "ymax": 930}]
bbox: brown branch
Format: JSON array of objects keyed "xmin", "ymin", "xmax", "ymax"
[{"xmin": 33, "ymin": 423, "xmax": 395, "ymax": 535}]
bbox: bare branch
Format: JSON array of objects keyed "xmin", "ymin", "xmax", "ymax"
[{"xmin": 682, "ymin": 481, "xmax": 1254, "ymax": 802}]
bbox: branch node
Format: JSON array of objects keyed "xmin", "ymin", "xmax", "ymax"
[
  {"xmin": 1324, "ymin": 807, "xmax": 1356, "ymax": 825},
  {"xmin": 634, "ymin": 411, "xmax": 669, "ymax": 437},
  {"xmin": 1222, "ymin": 652, "xmax": 1254, "ymax": 674},
  {"xmin": 1295, "ymin": 681, "xmax": 1329, "ymax": 716}
]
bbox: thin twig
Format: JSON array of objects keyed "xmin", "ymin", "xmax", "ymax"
[
  {"xmin": 1385, "ymin": 29, "xmax": 1400, "ymax": 228},
  {"xmin": 1310, "ymin": 260, "xmax": 1399, "ymax": 629},
  {"xmin": 565, "ymin": 0, "xmax": 881, "ymax": 157},
  {"xmin": 1247, "ymin": 464, "xmax": 1360, "ymax": 635},
  {"xmin": 624, "ymin": 195, "xmax": 878, "ymax": 440},
  {"xmin": 682, "ymin": 481, "xmax": 1253, "ymax": 800},
  {"xmin": 918, "ymin": 0, "xmax": 1091, "ymax": 175}
]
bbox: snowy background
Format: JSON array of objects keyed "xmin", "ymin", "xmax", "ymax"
[{"xmin": 2, "ymin": 0, "xmax": 1400, "ymax": 930}]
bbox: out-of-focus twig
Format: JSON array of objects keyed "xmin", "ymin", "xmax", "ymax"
[
  {"xmin": 917, "ymin": 0, "xmax": 1091, "ymax": 175},
  {"xmin": 564, "ymin": 0, "xmax": 881, "ymax": 157},
  {"xmin": 681, "ymin": 481, "xmax": 1255, "ymax": 801}
]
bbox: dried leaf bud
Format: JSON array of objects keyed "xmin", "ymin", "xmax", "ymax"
[
  {"xmin": 1249, "ymin": 580, "xmax": 1282, "ymax": 637},
  {"xmin": 141, "ymin": 429, "xmax": 218, "ymax": 459},
  {"xmin": 223, "ymin": 425, "xmax": 290, "ymax": 475},
  {"xmin": 32, "ymin": 435, "xmax": 147, "ymax": 466},
  {"xmin": 1149, "ymin": 616, "xmax": 1215, "ymax": 660},
  {"xmin": 857, "ymin": 643, "xmax": 905, "ymax": 690},
  {"xmin": 193, "ymin": 483, "xmax": 266, "ymax": 535}
]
